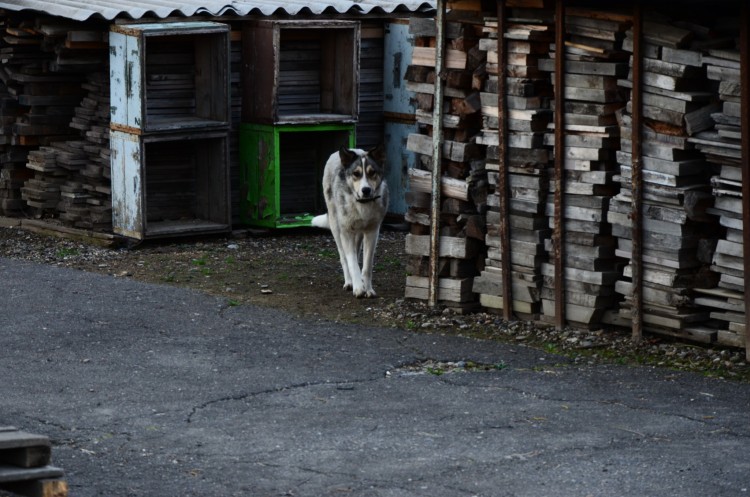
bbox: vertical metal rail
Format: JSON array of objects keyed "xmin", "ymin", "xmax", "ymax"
[
  {"xmin": 428, "ymin": 0, "xmax": 447, "ymax": 307},
  {"xmin": 630, "ymin": 1, "xmax": 644, "ymax": 343},
  {"xmin": 497, "ymin": 0, "xmax": 513, "ymax": 319},
  {"xmin": 740, "ymin": 0, "xmax": 750, "ymax": 360},
  {"xmin": 553, "ymin": 0, "xmax": 566, "ymax": 328}
]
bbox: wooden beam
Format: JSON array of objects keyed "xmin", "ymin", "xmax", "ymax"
[
  {"xmin": 553, "ymin": 0, "xmax": 566, "ymax": 329},
  {"xmin": 496, "ymin": 0, "xmax": 513, "ymax": 320},
  {"xmin": 630, "ymin": 1, "xmax": 644, "ymax": 343},
  {"xmin": 428, "ymin": 0, "xmax": 447, "ymax": 308},
  {"xmin": 740, "ymin": 1, "xmax": 750, "ymax": 360}
]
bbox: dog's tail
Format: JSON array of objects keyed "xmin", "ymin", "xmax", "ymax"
[{"xmin": 311, "ymin": 214, "xmax": 329, "ymax": 229}]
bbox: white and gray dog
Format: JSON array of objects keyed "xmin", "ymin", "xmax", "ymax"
[{"xmin": 312, "ymin": 145, "xmax": 389, "ymax": 298}]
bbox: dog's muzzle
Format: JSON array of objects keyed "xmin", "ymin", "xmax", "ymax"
[{"xmin": 356, "ymin": 195, "xmax": 381, "ymax": 204}]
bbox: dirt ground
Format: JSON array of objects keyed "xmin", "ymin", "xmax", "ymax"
[
  {"xmin": 104, "ymin": 228, "xmax": 412, "ymax": 326},
  {"xmin": 1, "ymin": 221, "xmax": 749, "ymax": 381},
  {"xmin": 0, "ymin": 223, "xmax": 415, "ymax": 327}
]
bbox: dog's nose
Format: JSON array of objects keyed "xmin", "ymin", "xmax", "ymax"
[{"xmin": 361, "ymin": 186, "xmax": 372, "ymax": 197}]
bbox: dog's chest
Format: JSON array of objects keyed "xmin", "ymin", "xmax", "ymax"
[{"xmin": 339, "ymin": 200, "xmax": 385, "ymax": 231}]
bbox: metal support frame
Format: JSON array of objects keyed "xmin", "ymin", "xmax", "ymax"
[{"xmin": 428, "ymin": 0, "xmax": 447, "ymax": 307}]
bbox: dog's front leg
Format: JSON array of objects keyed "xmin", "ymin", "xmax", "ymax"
[
  {"xmin": 329, "ymin": 222, "xmax": 353, "ymax": 290},
  {"xmin": 341, "ymin": 232, "xmax": 366, "ymax": 297},
  {"xmin": 361, "ymin": 228, "xmax": 380, "ymax": 298}
]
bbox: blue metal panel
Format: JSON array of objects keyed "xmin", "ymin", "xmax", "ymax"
[
  {"xmin": 383, "ymin": 21, "xmax": 416, "ymax": 115},
  {"xmin": 383, "ymin": 21, "xmax": 417, "ymax": 215}
]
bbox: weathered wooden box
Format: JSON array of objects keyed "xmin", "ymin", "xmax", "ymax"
[
  {"xmin": 111, "ymin": 130, "xmax": 230, "ymax": 239},
  {"xmin": 110, "ymin": 21, "xmax": 230, "ymax": 133},
  {"xmin": 109, "ymin": 21, "xmax": 231, "ymax": 240},
  {"xmin": 239, "ymin": 123, "xmax": 355, "ymax": 228},
  {"xmin": 242, "ymin": 20, "xmax": 360, "ymax": 125}
]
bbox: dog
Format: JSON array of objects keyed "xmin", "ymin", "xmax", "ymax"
[{"xmin": 312, "ymin": 145, "xmax": 389, "ymax": 298}]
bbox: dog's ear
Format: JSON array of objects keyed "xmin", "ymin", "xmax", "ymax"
[
  {"xmin": 338, "ymin": 147, "xmax": 357, "ymax": 166},
  {"xmin": 367, "ymin": 144, "xmax": 386, "ymax": 165}
]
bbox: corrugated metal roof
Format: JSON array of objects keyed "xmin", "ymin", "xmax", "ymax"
[{"xmin": 0, "ymin": 0, "xmax": 435, "ymax": 21}]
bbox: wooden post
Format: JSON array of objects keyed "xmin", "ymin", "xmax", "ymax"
[
  {"xmin": 631, "ymin": 1, "xmax": 644, "ymax": 343},
  {"xmin": 428, "ymin": 0, "xmax": 447, "ymax": 307},
  {"xmin": 553, "ymin": 0, "xmax": 566, "ymax": 329},
  {"xmin": 496, "ymin": 0, "xmax": 513, "ymax": 319},
  {"xmin": 740, "ymin": 1, "xmax": 750, "ymax": 360}
]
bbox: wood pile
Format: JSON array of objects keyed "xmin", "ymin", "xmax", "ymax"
[
  {"xmin": 608, "ymin": 15, "xmax": 721, "ymax": 343},
  {"xmin": 0, "ymin": 83, "xmax": 29, "ymax": 216},
  {"xmin": 539, "ymin": 8, "xmax": 630, "ymax": 328},
  {"xmin": 404, "ymin": 16, "xmax": 487, "ymax": 311},
  {"xmin": 0, "ymin": 426, "xmax": 67, "ymax": 497},
  {"xmin": 0, "ymin": 12, "xmax": 109, "ymax": 229},
  {"xmin": 58, "ymin": 71, "xmax": 111, "ymax": 230},
  {"xmin": 472, "ymin": 3, "xmax": 554, "ymax": 319},
  {"xmin": 689, "ymin": 30, "xmax": 745, "ymax": 347}
]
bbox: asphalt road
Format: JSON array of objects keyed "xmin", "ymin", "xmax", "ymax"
[{"xmin": 1, "ymin": 257, "xmax": 750, "ymax": 497}]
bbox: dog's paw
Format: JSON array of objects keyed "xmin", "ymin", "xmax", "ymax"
[
  {"xmin": 343, "ymin": 282, "xmax": 353, "ymax": 291},
  {"xmin": 353, "ymin": 287, "xmax": 377, "ymax": 299},
  {"xmin": 352, "ymin": 284, "xmax": 366, "ymax": 298}
]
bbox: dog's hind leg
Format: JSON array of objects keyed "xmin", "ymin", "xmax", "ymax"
[{"xmin": 360, "ymin": 228, "xmax": 380, "ymax": 298}]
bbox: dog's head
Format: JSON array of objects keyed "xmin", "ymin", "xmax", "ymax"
[{"xmin": 338, "ymin": 145, "xmax": 387, "ymax": 203}]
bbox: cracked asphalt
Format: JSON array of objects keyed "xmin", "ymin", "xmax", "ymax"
[{"xmin": 2, "ymin": 257, "xmax": 750, "ymax": 497}]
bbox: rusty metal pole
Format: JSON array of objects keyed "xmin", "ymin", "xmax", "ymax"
[
  {"xmin": 428, "ymin": 0, "xmax": 446, "ymax": 307},
  {"xmin": 740, "ymin": 0, "xmax": 750, "ymax": 360},
  {"xmin": 497, "ymin": 0, "xmax": 513, "ymax": 319},
  {"xmin": 553, "ymin": 0, "xmax": 566, "ymax": 329},
  {"xmin": 631, "ymin": 1, "xmax": 644, "ymax": 343}
]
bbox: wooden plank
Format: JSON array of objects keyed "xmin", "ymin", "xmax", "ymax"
[
  {"xmin": 405, "ymin": 276, "xmax": 474, "ymax": 303},
  {"xmin": 411, "ymin": 46, "xmax": 468, "ymax": 70},
  {"xmin": 407, "ymin": 168, "xmax": 468, "ymax": 201},
  {"xmin": 405, "ymin": 234, "xmax": 479, "ymax": 259},
  {"xmin": 0, "ymin": 478, "xmax": 68, "ymax": 497},
  {"xmin": 0, "ymin": 465, "xmax": 64, "ymax": 483},
  {"xmin": 479, "ymin": 294, "xmax": 538, "ymax": 314}
]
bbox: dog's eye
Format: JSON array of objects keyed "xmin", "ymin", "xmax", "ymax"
[
  {"xmin": 367, "ymin": 168, "xmax": 378, "ymax": 178},
  {"xmin": 352, "ymin": 169, "xmax": 363, "ymax": 178}
]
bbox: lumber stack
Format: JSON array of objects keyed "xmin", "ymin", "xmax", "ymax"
[
  {"xmin": 538, "ymin": 8, "xmax": 630, "ymax": 328},
  {"xmin": 404, "ymin": 17, "xmax": 487, "ymax": 311},
  {"xmin": 690, "ymin": 40, "xmax": 745, "ymax": 347},
  {"xmin": 472, "ymin": 4, "xmax": 554, "ymax": 319},
  {"xmin": 53, "ymin": 71, "xmax": 112, "ymax": 230},
  {"xmin": 0, "ymin": 426, "xmax": 68, "ymax": 497},
  {"xmin": 608, "ymin": 17, "xmax": 720, "ymax": 343},
  {"xmin": 0, "ymin": 12, "xmax": 109, "ymax": 227},
  {"xmin": 0, "ymin": 83, "xmax": 29, "ymax": 216}
]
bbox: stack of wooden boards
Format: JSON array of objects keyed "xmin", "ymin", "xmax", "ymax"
[
  {"xmin": 0, "ymin": 427, "xmax": 67, "ymax": 497},
  {"xmin": 539, "ymin": 8, "xmax": 629, "ymax": 328},
  {"xmin": 403, "ymin": 17, "xmax": 487, "ymax": 310},
  {"xmin": 690, "ymin": 34, "xmax": 745, "ymax": 347},
  {"xmin": 472, "ymin": 6, "xmax": 554, "ymax": 319},
  {"xmin": 407, "ymin": 4, "xmax": 750, "ymax": 350},
  {"xmin": 0, "ymin": 12, "xmax": 109, "ymax": 230},
  {"xmin": 608, "ymin": 15, "xmax": 723, "ymax": 343}
]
